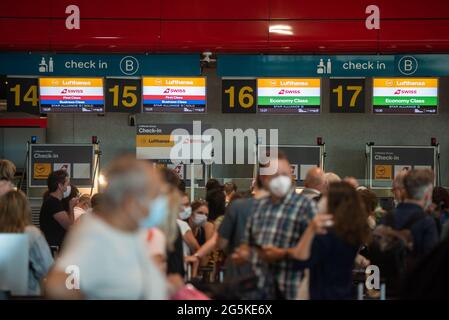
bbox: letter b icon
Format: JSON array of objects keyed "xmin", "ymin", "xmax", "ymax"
[
  {"xmin": 120, "ymin": 56, "xmax": 139, "ymax": 75},
  {"xmin": 398, "ymin": 56, "xmax": 418, "ymax": 75}
]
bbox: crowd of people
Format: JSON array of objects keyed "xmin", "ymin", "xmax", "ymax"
[{"xmin": 0, "ymin": 153, "xmax": 448, "ymax": 299}]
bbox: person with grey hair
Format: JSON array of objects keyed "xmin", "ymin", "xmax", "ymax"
[
  {"xmin": 380, "ymin": 169, "xmax": 438, "ymax": 256},
  {"xmin": 302, "ymin": 167, "xmax": 326, "ymax": 202},
  {"xmin": 45, "ymin": 155, "xmax": 175, "ymax": 299}
]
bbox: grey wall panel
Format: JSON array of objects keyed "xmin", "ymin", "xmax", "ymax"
[{"xmin": 42, "ymin": 69, "xmax": 449, "ymax": 187}]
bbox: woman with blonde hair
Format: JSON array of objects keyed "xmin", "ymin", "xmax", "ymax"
[
  {"xmin": 0, "ymin": 190, "xmax": 54, "ymax": 295},
  {"xmin": 0, "ymin": 159, "xmax": 16, "ymax": 197}
]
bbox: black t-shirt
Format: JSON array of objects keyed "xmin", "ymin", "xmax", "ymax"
[
  {"xmin": 166, "ymin": 226, "xmax": 185, "ymax": 277},
  {"xmin": 39, "ymin": 195, "xmax": 67, "ymax": 248}
]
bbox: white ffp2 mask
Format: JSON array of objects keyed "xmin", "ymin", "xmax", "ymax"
[{"xmin": 269, "ymin": 175, "xmax": 292, "ymax": 198}]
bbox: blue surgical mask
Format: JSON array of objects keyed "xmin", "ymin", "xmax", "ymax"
[
  {"xmin": 139, "ymin": 196, "xmax": 169, "ymax": 229},
  {"xmin": 179, "ymin": 207, "xmax": 192, "ymax": 220}
]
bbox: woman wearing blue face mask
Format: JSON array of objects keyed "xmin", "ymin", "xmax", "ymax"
[{"xmin": 188, "ymin": 200, "xmax": 215, "ymax": 253}]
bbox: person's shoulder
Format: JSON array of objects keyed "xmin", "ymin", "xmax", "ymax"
[
  {"xmin": 228, "ymin": 197, "xmax": 254, "ymax": 212},
  {"xmin": 176, "ymin": 219, "xmax": 191, "ymax": 233},
  {"xmin": 419, "ymin": 215, "xmax": 437, "ymax": 229},
  {"xmin": 24, "ymin": 225, "xmax": 45, "ymax": 241},
  {"xmin": 44, "ymin": 195, "xmax": 60, "ymax": 204}
]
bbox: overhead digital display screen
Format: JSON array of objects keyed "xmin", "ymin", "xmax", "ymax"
[
  {"xmin": 373, "ymin": 78, "xmax": 438, "ymax": 114},
  {"xmin": 142, "ymin": 77, "xmax": 206, "ymax": 113},
  {"xmin": 39, "ymin": 77, "xmax": 104, "ymax": 113},
  {"xmin": 257, "ymin": 78, "xmax": 321, "ymax": 114}
]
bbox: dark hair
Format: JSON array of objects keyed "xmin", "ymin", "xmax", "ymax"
[
  {"xmin": 206, "ymin": 188, "xmax": 226, "ymax": 221},
  {"xmin": 259, "ymin": 149, "xmax": 288, "ymax": 164},
  {"xmin": 358, "ymin": 188, "xmax": 378, "ymax": 213},
  {"xmin": 160, "ymin": 167, "xmax": 182, "ymax": 191},
  {"xmin": 224, "ymin": 182, "xmax": 237, "ymax": 195},
  {"xmin": 229, "ymin": 191, "xmax": 247, "ymax": 203},
  {"xmin": 206, "ymin": 179, "xmax": 222, "ymax": 193},
  {"xmin": 91, "ymin": 193, "xmax": 106, "ymax": 211},
  {"xmin": 47, "ymin": 170, "xmax": 68, "ymax": 193},
  {"xmin": 328, "ymin": 182, "xmax": 372, "ymax": 246},
  {"xmin": 403, "ymin": 169, "xmax": 434, "ymax": 200},
  {"xmin": 178, "ymin": 179, "xmax": 186, "ymax": 193},
  {"xmin": 432, "ymin": 186, "xmax": 449, "ymax": 210},
  {"xmin": 255, "ymin": 174, "xmax": 264, "ymax": 189},
  {"xmin": 191, "ymin": 199, "xmax": 208, "ymax": 213},
  {"xmin": 258, "ymin": 150, "xmax": 289, "ymax": 176}
]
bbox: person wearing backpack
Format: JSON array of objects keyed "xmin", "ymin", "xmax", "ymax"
[{"xmin": 369, "ymin": 169, "xmax": 438, "ymax": 298}]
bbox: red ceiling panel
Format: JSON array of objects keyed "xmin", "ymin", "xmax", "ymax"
[
  {"xmin": 50, "ymin": 0, "xmax": 161, "ymax": 19},
  {"xmin": 0, "ymin": 19, "xmax": 50, "ymax": 50},
  {"xmin": 50, "ymin": 19, "xmax": 160, "ymax": 52},
  {"xmin": 160, "ymin": 21, "xmax": 268, "ymax": 51},
  {"xmin": 379, "ymin": 20, "xmax": 449, "ymax": 52},
  {"xmin": 376, "ymin": 0, "xmax": 449, "ymax": 19},
  {"xmin": 161, "ymin": 0, "xmax": 269, "ymax": 19},
  {"xmin": 269, "ymin": 0, "xmax": 374, "ymax": 19},
  {"xmin": 0, "ymin": 0, "xmax": 51, "ymax": 18},
  {"xmin": 268, "ymin": 21, "xmax": 378, "ymax": 52}
]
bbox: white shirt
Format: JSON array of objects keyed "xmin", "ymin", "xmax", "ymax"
[
  {"xmin": 146, "ymin": 228, "xmax": 166, "ymax": 257},
  {"xmin": 55, "ymin": 214, "xmax": 168, "ymax": 300}
]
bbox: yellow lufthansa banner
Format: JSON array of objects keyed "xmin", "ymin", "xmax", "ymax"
[
  {"xmin": 142, "ymin": 77, "xmax": 205, "ymax": 87},
  {"xmin": 373, "ymin": 78, "xmax": 438, "ymax": 88},
  {"xmin": 136, "ymin": 135, "xmax": 174, "ymax": 147},
  {"xmin": 39, "ymin": 78, "xmax": 103, "ymax": 87},
  {"xmin": 257, "ymin": 78, "xmax": 320, "ymax": 88},
  {"xmin": 374, "ymin": 165, "xmax": 393, "ymax": 180},
  {"xmin": 34, "ymin": 163, "xmax": 51, "ymax": 179}
]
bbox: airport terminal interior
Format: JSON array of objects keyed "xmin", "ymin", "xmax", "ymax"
[{"xmin": 1, "ymin": 0, "xmax": 449, "ymax": 302}]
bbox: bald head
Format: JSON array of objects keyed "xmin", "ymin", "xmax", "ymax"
[{"xmin": 304, "ymin": 167, "xmax": 326, "ymax": 192}]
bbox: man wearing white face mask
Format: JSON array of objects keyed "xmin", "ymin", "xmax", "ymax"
[
  {"xmin": 45, "ymin": 155, "xmax": 172, "ymax": 299},
  {"xmin": 235, "ymin": 152, "xmax": 317, "ymax": 300},
  {"xmin": 39, "ymin": 170, "xmax": 77, "ymax": 249}
]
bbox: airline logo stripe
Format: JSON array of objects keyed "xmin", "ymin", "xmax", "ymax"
[
  {"xmin": 40, "ymin": 100, "xmax": 104, "ymax": 105},
  {"xmin": 258, "ymin": 78, "xmax": 320, "ymax": 88},
  {"xmin": 40, "ymin": 87, "xmax": 104, "ymax": 95},
  {"xmin": 40, "ymin": 95, "xmax": 104, "ymax": 101},
  {"xmin": 373, "ymin": 88, "xmax": 438, "ymax": 97},
  {"xmin": 373, "ymin": 78, "xmax": 438, "ymax": 88},
  {"xmin": 143, "ymin": 95, "xmax": 205, "ymax": 100},
  {"xmin": 143, "ymin": 99, "xmax": 206, "ymax": 105},
  {"xmin": 143, "ymin": 87, "xmax": 205, "ymax": 96},
  {"xmin": 373, "ymin": 97, "xmax": 438, "ymax": 106},
  {"xmin": 143, "ymin": 77, "xmax": 205, "ymax": 87},
  {"xmin": 40, "ymin": 78, "xmax": 103, "ymax": 87},
  {"xmin": 258, "ymin": 96, "xmax": 320, "ymax": 106},
  {"xmin": 258, "ymin": 88, "xmax": 320, "ymax": 96}
]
